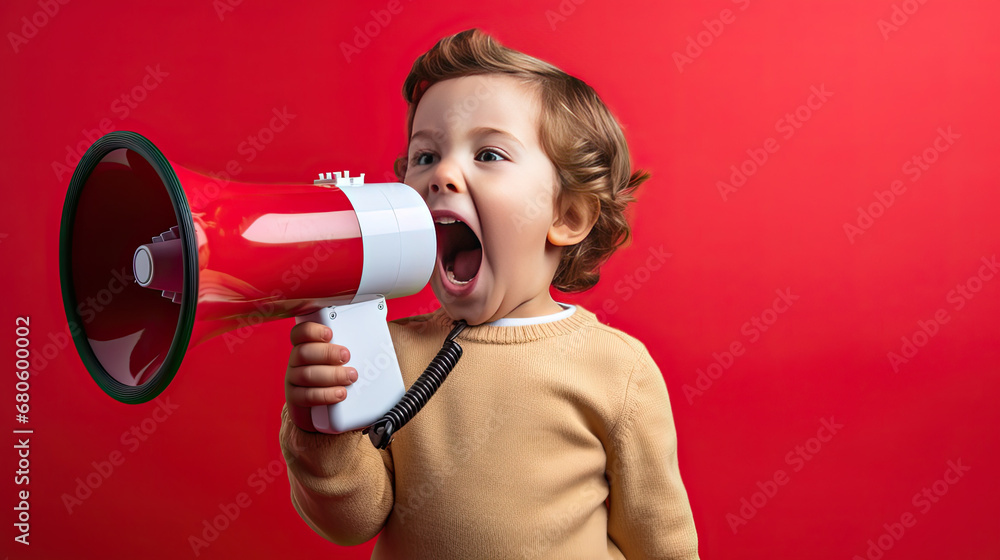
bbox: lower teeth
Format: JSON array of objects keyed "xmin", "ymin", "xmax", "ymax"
[{"xmin": 446, "ymin": 267, "xmax": 470, "ymax": 285}]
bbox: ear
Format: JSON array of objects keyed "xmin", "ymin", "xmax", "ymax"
[{"xmin": 547, "ymin": 191, "xmax": 599, "ymax": 247}]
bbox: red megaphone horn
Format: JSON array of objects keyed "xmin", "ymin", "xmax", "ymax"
[{"xmin": 59, "ymin": 131, "xmax": 435, "ymax": 434}]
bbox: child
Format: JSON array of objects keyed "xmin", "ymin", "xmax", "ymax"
[{"xmin": 280, "ymin": 29, "xmax": 699, "ymax": 559}]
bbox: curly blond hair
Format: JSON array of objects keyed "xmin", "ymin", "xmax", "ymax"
[{"xmin": 395, "ymin": 29, "xmax": 649, "ymax": 292}]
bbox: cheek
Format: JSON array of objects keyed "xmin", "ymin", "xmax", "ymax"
[
  {"xmin": 482, "ymin": 213, "xmax": 550, "ymax": 264},
  {"xmin": 499, "ymin": 188, "xmax": 553, "ymax": 228}
]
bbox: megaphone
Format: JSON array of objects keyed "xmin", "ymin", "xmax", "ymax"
[{"xmin": 59, "ymin": 131, "xmax": 448, "ymax": 440}]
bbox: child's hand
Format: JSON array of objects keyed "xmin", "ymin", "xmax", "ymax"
[{"xmin": 285, "ymin": 321, "xmax": 359, "ymax": 432}]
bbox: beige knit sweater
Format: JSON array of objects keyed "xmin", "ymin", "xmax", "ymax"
[{"xmin": 279, "ymin": 306, "xmax": 699, "ymax": 559}]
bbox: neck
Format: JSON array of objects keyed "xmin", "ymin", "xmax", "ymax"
[{"xmin": 502, "ymin": 290, "xmax": 563, "ymax": 319}]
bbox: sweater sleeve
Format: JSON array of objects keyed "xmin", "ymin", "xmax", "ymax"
[
  {"xmin": 606, "ymin": 350, "xmax": 700, "ymax": 560},
  {"xmin": 279, "ymin": 404, "xmax": 395, "ymax": 546}
]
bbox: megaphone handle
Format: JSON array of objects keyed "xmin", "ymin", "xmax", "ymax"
[{"xmin": 295, "ymin": 297, "xmax": 407, "ymax": 434}]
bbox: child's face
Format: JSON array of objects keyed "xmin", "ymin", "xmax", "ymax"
[{"xmin": 404, "ymin": 74, "xmax": 566, "ymax": 325}]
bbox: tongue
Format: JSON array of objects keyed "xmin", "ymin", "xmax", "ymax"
[{"xmin": 452, "ymin": 248, "xmax": 482, "ymax": 282}]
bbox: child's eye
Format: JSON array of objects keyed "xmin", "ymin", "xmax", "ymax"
[
  {"xmin": 411, "ymin": 151, "xmax": 436, "ymax": 166},
  {"xmin": 475, "ymin": 148, "xmax": 507, "ymax": 163}
]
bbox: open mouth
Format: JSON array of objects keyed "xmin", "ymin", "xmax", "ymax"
[{"xmin": 435, "ymin": 217, "xmax": 483, "ymax": 285}]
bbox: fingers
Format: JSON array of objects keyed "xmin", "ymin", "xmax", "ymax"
[
  {"xmin": 289, "ymin": 322, "xmax": 350, "ymax": 366},
  {"xmin": 289, "ymin": 341, "xmax": 351, "ymax": 368},
  {"xmin": 286, "ymin": 363, "xmax": 359, "ymax": 408},
  {"xmin": 290, "ymin": 321, "xmax": 333, "ymax": 346},
  {"xmin": 285, "ymin": 320, "xmax": 358, "ymax": 420},
  {"xmin": 288, "ymin": 363, "xmax": 358, "ymax": 388},
  {"xmin": 286, "ymin": 384, "xmax": 351, "ymax": 407}
]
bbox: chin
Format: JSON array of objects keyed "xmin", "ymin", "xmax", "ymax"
[{"xmin": 431, "ymin": 277, "xmax": 496, "ymax": 326}]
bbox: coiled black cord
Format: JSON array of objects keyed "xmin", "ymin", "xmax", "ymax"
[{"xmin": 364, "ymin": 320, "xmax": 467, "ymax": 449}]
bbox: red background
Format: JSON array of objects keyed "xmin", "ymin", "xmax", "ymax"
[{"xmin": 2, "ymin": 1, "xmax": 999, "ymax": 559}]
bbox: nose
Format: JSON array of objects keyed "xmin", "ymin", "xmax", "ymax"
[{"xmin": 428, "ymin": 158, "xmax": 465, "ymax": 195}]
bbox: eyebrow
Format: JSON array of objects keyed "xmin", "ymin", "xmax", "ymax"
[
  {"xmin": 470, "ymin": 127, "xmax": 524, "ymax": 149},
  {"xmin": 409, "ymin": 129, "xmax": 437, "ymax": 143},
  {"xmin": 409, "ymin": 127, "xmax": 525, "ymax": 150}
]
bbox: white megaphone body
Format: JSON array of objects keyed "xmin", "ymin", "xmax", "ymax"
[{"xmin": 59, "ymin": 131, "xmax": 438, "ymax": 436}]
